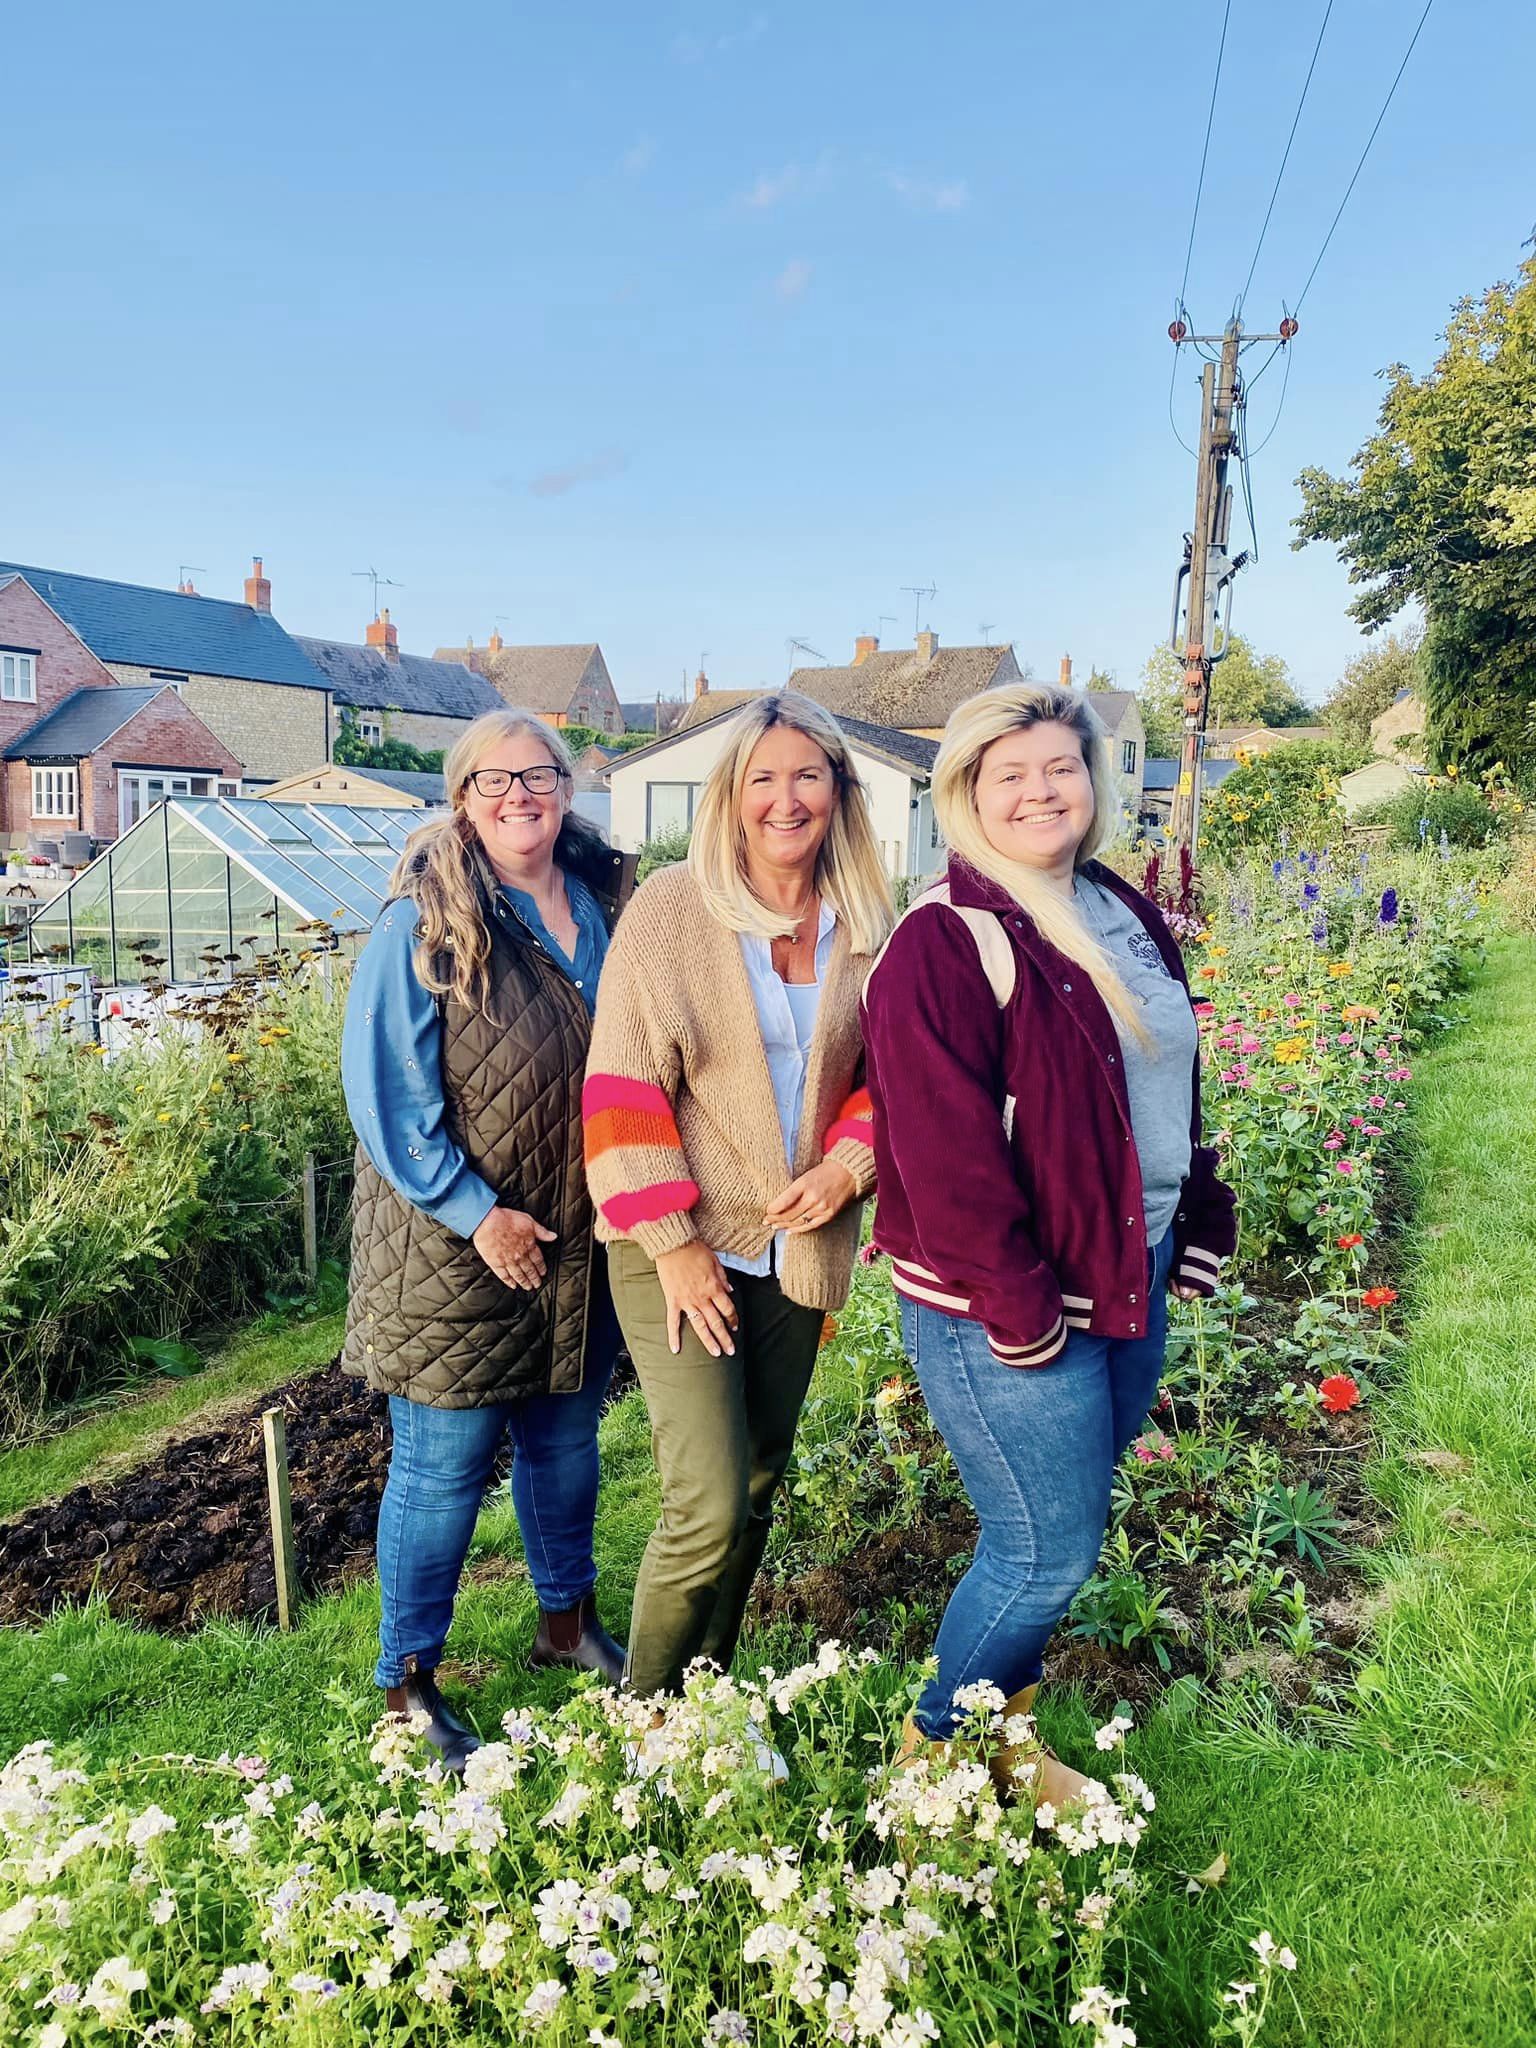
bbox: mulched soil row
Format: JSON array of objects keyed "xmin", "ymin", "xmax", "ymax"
[{"xmin": 0, "ymin": 1349, "xmax": 640, "ymax": 1636}]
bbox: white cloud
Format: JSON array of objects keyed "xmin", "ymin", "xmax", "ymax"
[
  {"xmin": 886, "ymin": 170, "xmax": 970, "ymax": 214},
  {"xmin": 740, "ymin": 153, "xmax": 833, "ymax": 211},
  {"xmin": 620, "ymin": 136, "xmax": 655, "ymax": 176},
  {"xmin": 524, "ymin": 449, "xmax": 630, "ymax": 498},
  {"xmin": 774, "ymin": 258, "xmax": 812, "ymax": 303}
]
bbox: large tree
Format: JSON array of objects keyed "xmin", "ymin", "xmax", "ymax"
[
  {"xmin": 1137, "ymin": 633, "xmax": 1311, "ymax": 758},
  {"xmin": 1294, "ymin": 254, "xmax": 1536, "ymax": 771},
  {"xmin": 1320, "ymin": 628, "xmax": 1423, "ymax": 752}
]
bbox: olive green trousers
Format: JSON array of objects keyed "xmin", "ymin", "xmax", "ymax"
[{"xmin": 607, "ymin": 1238, "xmax": 824, "ymax": 1696}]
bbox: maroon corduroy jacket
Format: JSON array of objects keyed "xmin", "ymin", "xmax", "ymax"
[{"xmin": 863, "ymin": 855, "xmax": 1237, "ymax": 1366}]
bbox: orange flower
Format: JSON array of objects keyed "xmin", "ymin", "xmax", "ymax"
[
  {"xmin": 1327, "ymin": 961, "xmax": 1354, "ymax": 979},
  {"xmin": 1362, "ymin": 1286, "xmax": 1398, "ymax": 1311},
  {"xmin": 1340, "ymin": 1004, "xmax": 1380, "ymax": 1023},
  {"xmin": 1337, "ymin": 1233, "xmax": 1364, "ymax": 1250},
  {"xmin": 1198, "ymin": 965, "xmax": 1221, "ymax": 979},
  {"xmin": 1319, "ymin": 1375, "xmax": 1360, "ymax": 1413}
]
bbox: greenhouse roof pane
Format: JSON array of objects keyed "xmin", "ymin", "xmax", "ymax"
[{"xmin": 169, "ymin": 798, "xmax": 415, "ymax": 926}]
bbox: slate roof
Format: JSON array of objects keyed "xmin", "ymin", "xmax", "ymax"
[
  {"xmin": 3, "ymin": 685, "xmax": 166, "ymax": 760},
  {"xmin": 0, "ymin": 563, "xmax": 328, "ymax": 690},
  {"xmin": 787, "ymin": 643, "xmax": 1020, "ymax": 730},
  {"xmin": 434, "ymin": 642, "xmax": 601, "ymax": 716},
  {"xmin": 619, "ymin": 698, "xmax": 686, "ymax": 734},
  {"xmin": 292, "ymin": 637, "xmax": 503, "ymax": 721},
  {"xmin": 1083, "ymin": 689, "xmax": 1140, "ymax": 732}
]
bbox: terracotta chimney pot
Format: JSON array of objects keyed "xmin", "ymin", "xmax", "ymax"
[
  {"xmin": 854, "ymin": 635, "xmax": 878, "ymax": 665},
  {"xmin": 366, "ymin": 608, "xmax": 401, "ymax": 662},
  {"xmin": 244, "ymin": 556, "xmax": 271, "ymax": 613},
  {"xmin": 1059, "ymin": 653, "xmax": 1073, "ymax": 689},
  {"xmin": 488, "ymin": 629, "xmax": 503, "ymax": 653},
  {"xmin": 694, "ymin": 669, "xmax": 709, "ymax": 700}
]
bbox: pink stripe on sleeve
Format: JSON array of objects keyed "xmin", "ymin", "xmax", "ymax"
[
  {"xmin": 600, "ymin": 1179, "xmax": 701, "ymax": 1232},
  {"xmin": 582, "ymin": 1073, "xmax": 675, "ymax": 1118}
]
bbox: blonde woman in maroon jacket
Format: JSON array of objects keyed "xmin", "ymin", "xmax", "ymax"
[{"xmin": 862, "ymin": 681, "xmax": 1235, "ymax": 1800}]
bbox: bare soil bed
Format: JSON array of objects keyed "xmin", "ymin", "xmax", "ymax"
[{"xmin": 0, "ymin": 1363, "xmax": 390, "ymax": 1632}]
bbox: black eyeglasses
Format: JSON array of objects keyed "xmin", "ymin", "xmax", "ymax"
[{"xmin": 465, "ymin": 765, "xmax": 568, "ymax": 798}]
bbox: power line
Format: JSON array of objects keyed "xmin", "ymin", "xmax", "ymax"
[
  {"xmin": 1177, "ymin": 0, "xmax": 1235, "ymax": 311},
  {"xmin": 1237, "ymin": 0, "xmax": 1334, "ymax": 313},
  {"xmin": 1245, "ymin": 343, "xmax": 1295, "ymax": 457},
  {"xmin": 1293, "ymin": 0, "xmax": 1435, "ymax": 315},
  {"xmin": 1167, "ymin": 337, "xmax": 1198, "ymax": 456}
]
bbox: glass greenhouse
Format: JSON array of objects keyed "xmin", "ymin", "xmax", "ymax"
[{"xmin": 3, "ymin": 798, "xmax": 422, "ymax": 986}]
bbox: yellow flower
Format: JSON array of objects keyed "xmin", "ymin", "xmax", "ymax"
[
  {"xmin": 269, "ymin": 1025, "xmax": 291, "ymax": 1038},
  {"xmin": 257, "ymin": 1033, "xmax": 276, "ymax": 1047},
  {"xmin": 157, "ymin": 1111, "xmax": 173, "ymax": 1123},
  {"xmin": 1327, "ymin": 961, "xmax": 1353, "ymax": 978},
  {"xmin": 209, "ymin": 1080, "xmax": 224, "ymax": 1094},
  {"xmin": 1210, "ymin": 945, "xmax": 1229, "ymax": 957},
  {"xmin": 1193, "ymin": 930, "xmax": 1212, "ymax": 945},
  {"xmin": 1273, "ymin": 1037, "xmax": 1308, "ymax": 1064},
  {"xmin": 238, "ymin": 1122, "xmax": 252, "ymax": 1132},
  {"xmin": 226, "ymin": 1051, "xmax": 246, "ymax": 1064},
  {"xmin": 1386, "ymin": 981, "xmax": 1402, "ymax": 993},
  {"xmin": 1446, "ymin": 762, "xmax": 1459, "ymax": 778}
]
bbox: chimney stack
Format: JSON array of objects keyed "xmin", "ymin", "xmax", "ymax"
[
  {"xmin": 178, "ymin": 578, "xmax": 198, "ymax": 596},
  {"xmin": 366, "ymin": 608, "xmax": 401, "ymax": 662},
  {"xmin": 915, "ymin": 629, "xmax": 938, "ymax": 665},
  {"xmin": 244, "ymin": 556, "xmax": 271, "ymax": 613},
  {"xmin": 694, "ymin": 668, "xmax": 710, "ymax": 700},
  {"xmin": 488, "ymin": 629, "xmax": 504, "ymax": 653},
  {"xmin": 1059, "ymin": 653, "xmax": 1073, "ymax": 690},
  {"xmin": 853, "ymin": 635, "xmax": 878, "ymax": 665}
]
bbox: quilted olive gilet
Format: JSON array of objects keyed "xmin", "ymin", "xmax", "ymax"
[{"xmin": 343, "ymin": 845, "xmax": 630, "ymax": 1409}]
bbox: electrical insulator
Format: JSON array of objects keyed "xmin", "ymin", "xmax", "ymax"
[
  {"xmin": 1168, "ymin": 319, "xmax": 1188, "ymax": 343},
  {"xmin": 1279, "ymin": 316, "xmax": 1299, "ymax": 341}
]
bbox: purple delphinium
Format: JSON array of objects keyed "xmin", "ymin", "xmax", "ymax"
[
  {"xmin": 1379, "ymin": 887, "xmax": 1400, "ymax": 927},
  {"xmin": 1302, "ymin": 880, "xmax": 1321, "ymax": 905},
  {"xmin": 1311, "ymin": 911, "xmax": 1328, "ymax": 946}
]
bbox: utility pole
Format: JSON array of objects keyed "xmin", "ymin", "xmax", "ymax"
[{"xmin": 1168, "ymin": 322, "xmax": 1240, "ymax": 852}]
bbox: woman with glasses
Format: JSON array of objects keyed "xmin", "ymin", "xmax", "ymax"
[{"xmin": 342, "ymin": 708, "xmax": 635, "ymax": 1771}]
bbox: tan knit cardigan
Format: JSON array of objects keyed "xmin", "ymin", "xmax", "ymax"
[{"xmin": 582, "ymin": 864, "xmax": 876, "ymax": 1313}]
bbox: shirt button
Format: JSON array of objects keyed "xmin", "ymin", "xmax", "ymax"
[
  {"xmin": 1062, "ymin": 982, "xmax": 1072, "ymax": 993},
  {"xmin": 1129, "ymin": 1322, "xmax": 1139, "ymax": 1334},
  {"xmin": 1126, "ymin": 1217, "xmax": 1136, "ymax": 1227},
  {"xmin": 575, "ymin": 980, "xmax": 583, "ymax": 989},
  {"xmin": 1107, "ymin": 1053, "xmax": 1117, "ymax": 1063},
  {"xmin": 1129, "ymin": 1292, "xmax": 1138, "ymax": 1304}
]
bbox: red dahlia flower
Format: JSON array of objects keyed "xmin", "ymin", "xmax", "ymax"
[
  {"xmin": 1319, "ymin": 1375, "xmax": 1360, "ymax": 1413},
  {"xmin": 1337, "ymin": 1234, "xmax": 1364, "ymax": 1250},
  {"xmin": 1362, "ymin": 1286, "xmax": 1398, "ymax": 1311}
]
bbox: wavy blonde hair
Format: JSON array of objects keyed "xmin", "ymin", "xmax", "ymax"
[
  {"xmin": 933, "ymin": 682, "xmax": 1150, "ymax": 1045},
  {"xmin": 687, "ymin": 691, "xmax": 895, "ymax": 957},
  {"xmin": 386, "ymin": 707, "xmax": 605, "ymax": 1015}
]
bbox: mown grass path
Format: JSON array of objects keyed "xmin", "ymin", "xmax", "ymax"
[{"xmin": 1118, "ymin": 935, "xmax": 1536, "ymax": 2046}]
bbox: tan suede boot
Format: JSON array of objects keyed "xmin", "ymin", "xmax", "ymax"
[
  {"xmin": 989, "ymin": 1685, "xmax": 1092, "ymax": 1812},
  {"xmin": 894, "ymin": 1712, "xmax": 964, "ymax": 1774}
]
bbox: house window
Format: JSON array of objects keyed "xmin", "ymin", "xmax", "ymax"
[
  {"xmin": 217, "ymin": 779, "xmax": 241, "ymax": 799},
  {"xmin": 32, "ymin": 766, "xmax": 78, "ymax": 819},
  {"xmin": 357, "ymin": 715, "xmax": 383, "ymax": 746},
  {"xmin": 646, "ymin": 782, "xmax": 698, "ymax": 840},
  {"xmin": 2, "ymin": 652, "xmax": 38, "ymax": 702},
  {"xmin": 1121, "ymin": 739, "xmax": 1138, "ymax": 777}
]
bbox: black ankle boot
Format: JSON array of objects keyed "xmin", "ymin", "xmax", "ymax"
[
  {"xmin": 383, "ymin": 1657, "xmax": 481, "ymax": 1774},
  {"xmin": 528, "ymin": 1594, "xmax": 626, "ymax": 1684}
]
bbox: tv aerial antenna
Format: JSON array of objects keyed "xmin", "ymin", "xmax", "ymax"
[
  {"xmin": 786, "ymin": 637, "xmax": 828, "ymax": 668},
  {"xmin": 352, "ymin": 567, "xmax": 403, "ymax": 615},
  {"xmin": 177, "ymin": 563, "xmax": 206, "ymax": 588},
  {"xmin": 978, "ymin": 621, "xmax": 998, "ymax": 645},
  {"xmin": 901, "ymin": 583, "xmax": 936, "ymax": 636}
]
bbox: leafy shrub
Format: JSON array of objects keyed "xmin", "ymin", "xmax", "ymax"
[
  {"xmin": 1369, "ymin": 779, "xmax": 1506, "ymax": 850},
  {"xmin": 637, "ymin": 824, "xmax": 692, "ymax": 881}
]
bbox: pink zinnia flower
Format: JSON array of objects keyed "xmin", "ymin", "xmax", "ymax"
[
  {"xmin": 1336, "ymin": 1159, "xmax": 1356, "ymax": 1175},
  {"xmin": 1368, "ymin": 1095, "xmax": 1387, "ymax": 1109},
  {"xmin": 1323, "ymin": 1137, "xmax": 1344, "ymax": 1151}
]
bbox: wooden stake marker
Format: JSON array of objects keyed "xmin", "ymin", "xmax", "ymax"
[
  {"xmin": 301, "ymin": 1152, "xmax": 318, "ymax": 1288},
  {"xmin": 261, "ymin": 1407, "xmax": 298, "ymax": 1632}
]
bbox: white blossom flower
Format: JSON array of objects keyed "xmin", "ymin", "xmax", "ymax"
[
  {"xmin": 1250, "ymin": 1931, "xmax": 1298, "ymax": 1971},
  {"xmin": 952, "ymin": 1680, "xmax": 1007, "ymax": 1718},
  {"xmin": 706, "ymin": 2011, "xmax": 753, "ymax": 2043},
  {"xmin": 125, "ymin": 1805, "xmax": 177, "ymax": 1850},
  {"xmin": 293, "ymin": 1801, "xmax": 327, "ymax": 1839},
  {"xmin": 886, "ymin": 2013, "xmax": 940, "ymax": 2047},
  {"xmin": 150, "ymin": 1890, "xmax": 176, "ymax": 1926},
  {"xmin": 542, "ymin": 1779, "xmax": 594, "ymax": 1829},
  {"xmin": 200, "ymin": 1961, "xmax": 272, "ymax": 2012},
  {"xmin": 37, "ymin": 2025, "xmax": 67, "ymax": 2048},
  {"xmin": 1093, "ymin": 1714, "xmax": 1134, "ymax": 1752},
  {"xmin": 82, "ymin": 1956, "xmax": 148, "ymax": 2024},
  {"xmin": 289, "ymin": 1973, "xmax": 341, "ymax": 2000}
]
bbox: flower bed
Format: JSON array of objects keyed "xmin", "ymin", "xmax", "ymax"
[{"xmin": 0, "ymin": 1655, "xmax": 1184, "ymax": 2047}]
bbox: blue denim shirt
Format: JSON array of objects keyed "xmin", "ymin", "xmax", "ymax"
[{"xmin": 341, "ymin": 873, "xmax": 609, "ymax": 1239}]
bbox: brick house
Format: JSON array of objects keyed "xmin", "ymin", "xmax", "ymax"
[
  {"xmin": 293, "ymin": 614, "xmax": 506, "ymax": 758},
  {"xmin": 436, "ymin": 635, "xmax": 623, "ymax": 736},
  {"xmin": 0, "ymin": 574, "xmax": 241, "ymax": 845},
  {"xmin": 0, "ymin": 557, "xmax": 332, "ymax": 784}
]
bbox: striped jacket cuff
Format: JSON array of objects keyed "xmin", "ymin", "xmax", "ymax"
[
  {"xmin": 986, "ymin": 1316, "xmax": 1068, "ymax": 1367},
  {"xmin": 1175, "ymin": 1244, "xmax": 1223, "ymax": 1296}
]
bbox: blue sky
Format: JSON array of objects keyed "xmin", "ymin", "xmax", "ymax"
[{"xmin": 4, "ymin": 0, "xmax": 1533, "ymax": 710}]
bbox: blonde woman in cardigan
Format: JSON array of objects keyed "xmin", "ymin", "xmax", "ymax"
[{"xmin": 584, "ymin": 692, "xmax": 894, "ymax": 1697}]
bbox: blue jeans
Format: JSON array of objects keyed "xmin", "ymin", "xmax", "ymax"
[
  {"xmin": 373, "ymin": 1293, "xmax": 619, "ymax": 1688},
  {"xmin": 902, "ymin": 1229, "xmax": 1175, "ymax": 1738}
]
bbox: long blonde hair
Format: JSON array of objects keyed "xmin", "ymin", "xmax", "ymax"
[
  {"xmin": 687, "ymin": 691, "xmax": 894, "ymax": 957},
  {"xmin": 387, "ymin": 707, "xmax": 605, "ymax": 1015},
  {"xmin": 934, "ymin": 682, "xmax": 1150, "ymax": 1044}
]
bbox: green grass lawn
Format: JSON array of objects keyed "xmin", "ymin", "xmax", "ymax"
[{"xmin": 1, "ymin": 940, "xmax": 1533, "ymax": 2044}]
